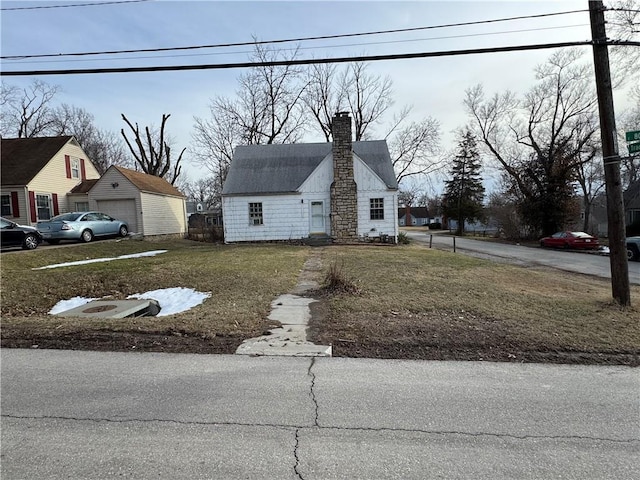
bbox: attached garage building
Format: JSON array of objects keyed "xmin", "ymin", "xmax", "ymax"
[{"xmin": 88, "ymin": 166, "xmax": 187, "ymax": 237}]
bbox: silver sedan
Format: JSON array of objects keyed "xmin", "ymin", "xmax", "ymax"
[{"xmin": 37, "ymin": 211, "xmax": 128, "ymax": 244}]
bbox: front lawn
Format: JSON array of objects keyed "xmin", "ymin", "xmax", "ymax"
[{"xmin": 1, "ymin": 238, "xmax": 638, "ymax": 364}]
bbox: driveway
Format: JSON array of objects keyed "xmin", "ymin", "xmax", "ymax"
[{"xmin": 404, "ymin": 230, "xmax": 640, "ymax": 285}]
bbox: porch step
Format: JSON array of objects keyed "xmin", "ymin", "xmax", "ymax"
[{"xmin": 303, "ymin": 234, "xmax": 332, "ymax": 246}]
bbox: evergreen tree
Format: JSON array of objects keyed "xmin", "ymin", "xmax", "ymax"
[{"xmin": 443, "ymin": 131, "xmax": 485, "ymax": 235}]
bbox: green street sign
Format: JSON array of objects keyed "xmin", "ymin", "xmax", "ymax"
[
  {"xmin": 626, "ymin": 130, "xmax": 640, "ymax": 142},
  {"xmin": 629, "ymin": 142, "xmax": 640, "ymax": 154}
]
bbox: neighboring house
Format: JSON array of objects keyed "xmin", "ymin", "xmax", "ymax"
[
  {"xmin": 86, "ymin": 165, "xmax": 187, "ymax": 237},
  {"xmin": 189, "ymin": 209, "xmax": 223, "ymax": 228},
  {"xmin": 398, "ymin": 206, "xmax": 430, "ymax": 226},
  {"xmin": 624, "ymin": 180, "xmax": 640, "ymax": 232},
  {"xmin": 222, "ymin": 112, "xmax": 399, "ymax": 243},
  {"xmin": 0, "ymin": 136, "xmax": 100, "ymax": 225}
]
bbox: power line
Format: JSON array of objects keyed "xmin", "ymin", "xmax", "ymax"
[
  {"xmin": 1, "ymin": 41, "xmax": 602, "ymax": 77},
  {"xmin": 0, "ymin": 0, "xmax": 152, "ymax": 11},
  {"xmin": 1, "ymin": 9, "xmax": 588, "ymax": 60},
  {"xmin": 6, "ymin": 24, "xmax": 590, "ymax": 66}
]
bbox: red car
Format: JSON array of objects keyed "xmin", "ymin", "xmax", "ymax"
[{"xmin": 540, "ymin": 231, "xmax": 600, "ymax": 250}]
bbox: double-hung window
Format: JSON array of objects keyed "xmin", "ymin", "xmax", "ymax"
[
  {"xmin": 370, "ymin": 198, "xmax": 384, "ymax": 220},
  {"xmin": 249, "ymin": 202, "xmax": 263, "ymax": 225},
  {"xmin": 36, "ymin": 194, "xmax": 52, "ymax": 220},
  {"xmin": 70, "ymin": 158, "xmax": 80, "ymax": 179},
  {"xmin": 1, "ymin": 194, "xmax": 11, "ymax": 216}
]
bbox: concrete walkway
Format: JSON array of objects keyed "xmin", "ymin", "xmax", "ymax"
[{"xmin": 235, "ymin": 248, "xmax": 332, "ymax": 357}]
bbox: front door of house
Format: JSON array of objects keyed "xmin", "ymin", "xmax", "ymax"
[{"xmin": 310, "ymin": 201, "xmax": 325, "ymax": 233}]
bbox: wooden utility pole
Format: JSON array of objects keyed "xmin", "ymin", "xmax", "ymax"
[{"xmin": 589, "ymin": 0, "xmax": 631, "ymax": 306}]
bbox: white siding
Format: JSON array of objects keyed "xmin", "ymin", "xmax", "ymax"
[
  {"xmin": 222, "ymin": 151, "xmax": 398, "ymax": 242},
  {"xmin": 354, "ymin": 156, "xmax": 398, "ymax": 240},
  {"xmin": 89, "ymin": 169, "xmax": 142, "ymax": 234},
  {"xmin": 139, "ymin": 192, "xmax": 186, "ymax": 236},
  {"xmin": 223, "ymin": 194, "xmax": 309, "ymax": 242}
]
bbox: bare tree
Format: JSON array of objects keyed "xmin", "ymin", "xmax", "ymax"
[
  {"xmin": 465, "ymin": 49, "xmax": 598, "ymax": 236},
  {"xmin": 386, "ymin": 110, "xmax": 443, "ymax": 184},
  {"xmin": 303, "ymin": 63, "xmax": 346, "ymax": 141},
  {"xmin": 121, "ymin": 113, "xmax": 184, "ymax": 185},
  {"xmin": 0, "ymin": 80, "xmax": 59, "ymax": 138},
  {"xmin": 607, "ymin": 0, "xmax": 640, "ymax": 88},
  {"xmin": 340, "ymin": 62, "xmax": 394, "ymax": 141},
  {"xmin": 183, "ymin": 176, "xmax": 218, "ymax": 210}
]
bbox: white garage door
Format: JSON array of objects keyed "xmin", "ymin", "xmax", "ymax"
[{"xmin": 96, "ymin": 199, "xmax": 138, "ymax": 234}]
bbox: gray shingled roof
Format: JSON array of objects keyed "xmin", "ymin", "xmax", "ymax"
[{"xmin": 222, "ymin": 140, "xmax": 397, "ymax": 196}]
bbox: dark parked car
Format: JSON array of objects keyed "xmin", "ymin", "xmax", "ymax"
[
  {"xmin": 627, "ymin": 236, "xmax": 640, "ymax": 261},
  {"xmin": 37, "ymin": 211, "xmax": 128, "ymax": 244},
  {"xmin": 539, "ymin": 231, "xmax": 600, "ymax": 250},
  {"xmin": 1, "ymin": 216, "xmax": 43, "ymax": 250}
]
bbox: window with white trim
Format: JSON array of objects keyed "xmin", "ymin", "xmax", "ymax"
[
  {"xmin": 70, "ymin": 158, "xmax": 80, "ymax": 179},
  {"xmin": 1, "ymin": 194, "xmax": 11, "ymax": 216},
  {"xmin": 36, "ymin": 194, "xmax": 52, "ymax": 220},
  {"xmin": 370, "ymin": 198, "xmax": 384, "ymax": 220},
  {"xmin": 75, "ymin": 201, "xmax": 89, "ymax": 211},
  {"xmin": 249, "ymin": 202, "xmax": 263, "ymax": 225}
]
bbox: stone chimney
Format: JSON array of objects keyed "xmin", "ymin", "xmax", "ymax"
[{"xmin": 330, "ymin": 112, "xmax": 358, "ymax": 242}]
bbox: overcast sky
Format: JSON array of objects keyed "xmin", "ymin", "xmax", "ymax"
[{"xmin": 1, "ymin": 0, "xmax": 636, "ymax": 192}]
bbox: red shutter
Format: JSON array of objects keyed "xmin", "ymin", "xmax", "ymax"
[
  {"xmin": 28, "ymin": 191, "xmax": 37, "ymax": 223},
  {"xmin": 52, "ymin": 193, "xmax": 59, "ymax": 216},
  {"xmin": 10, "ymin": 192, "xmax": 20, "ymax": 218},
  {"xmin": 65, "ymin": 155, "xmax": 71, "ymax": 179},
  {"xmin": 80, "ymin": 158, "xmax": 86, "ymax": 180}
]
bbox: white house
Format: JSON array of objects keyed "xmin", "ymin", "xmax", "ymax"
[
  {"xmin": 87, "ymin": 165, "xmax": 187, "ymax": 237},
  {"xmin": 222, "ymin": 112, "xmax": 399, "ymax": 243}
]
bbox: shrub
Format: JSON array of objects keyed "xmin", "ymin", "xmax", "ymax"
[
  {"xmin": 322, "ymin": 259, "xmax": 361, "ymax": 295},
  {"xmin": 429, "ymin": 222, "xmax": 442, "ymax": 230},
  {"xmin": 397, "ymin": 231, "xmax": 411, "ymax": 244}
]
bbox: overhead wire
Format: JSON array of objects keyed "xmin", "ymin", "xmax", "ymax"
[
  {"xmin": 0, "ymin": 0, "xmax": 152, "ymax": 11},
  {"xmin": 1, "ymin": 41, "xmax": 601, "ymax": 76},
  {"xmin": 7, "ymin": 24, "xmax": 591, "ymax": 66},
  {"xmin": 1, "ymin": 9, "xmax": 588, "ymax": 60}
]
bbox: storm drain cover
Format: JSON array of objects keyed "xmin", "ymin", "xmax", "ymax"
[{"xmin": 54, "ymin": 299, "xmax": 161, "ymax": 318}]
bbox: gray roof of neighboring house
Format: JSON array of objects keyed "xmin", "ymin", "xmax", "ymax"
[{"xmin": 222, "ymin": 141, "xmax": 398, "ymax": 196}]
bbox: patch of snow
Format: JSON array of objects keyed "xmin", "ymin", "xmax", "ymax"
[
  {"xmin": 48, "ymin": 287, "xmax": 211, "ymax": 317},
  {"xmin": 600, "ymin": 246, "xmax": 610, "ymax": 255},
  {"xmin": 33, "ymin": 250, "xmax": 167, "ymax": 270},
  {"xmin": 49, "ymin": 296, "xmax": 96, "ymax": 314},
  {"xmin": 128, "ymin": 287, "xmax": 211, "ymax": 316}
]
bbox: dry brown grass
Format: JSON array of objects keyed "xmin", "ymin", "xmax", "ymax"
[
  {"xmin": 308, "ymin": 245, "xmax": 640, "ymax": 364},
  {"xmin": 2, "ymin": 239, "xmax": 639, "ymax": 363},
  {"xmin": 1, "ymin": 239, "xmax": 308, "ymax": 349}
]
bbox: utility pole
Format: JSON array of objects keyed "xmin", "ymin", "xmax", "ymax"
[{"xmin": 589, "ymin": 0, "xmax": 631, "ymax": 306}]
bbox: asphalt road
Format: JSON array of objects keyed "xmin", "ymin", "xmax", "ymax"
[
  {"xmin": 404, "ymin": 230, "xmax": 640, "ymax": 285},
  {"xmin": 2, "ymin": 349, "xmax": 638, "ymax": 479}
]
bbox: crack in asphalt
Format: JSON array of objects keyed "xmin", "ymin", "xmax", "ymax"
[
  {"xmin": 3, "ymin": 414, "xmax": 637, "ymax": 444},
  {"xmin": 293, "ymin": 428, "xmax": 304, "ymax": 480},
  {"xmin": 307, "ymin": 357, "xmax": 319, "ymax": 427}
]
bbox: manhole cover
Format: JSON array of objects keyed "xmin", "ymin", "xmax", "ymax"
[{"xmin": 82, "ymin": 304, "xmax": 118, "ymax": 313}]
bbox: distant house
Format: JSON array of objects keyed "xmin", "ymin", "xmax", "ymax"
[
  {"xmin": 222, "ymin": 112, "xmax": 399, "ymax": 243},
  {"xmin": 86, "ymin": 165, "xmax": 187, "ymax": 237},
  {"xmin": 0, "ymin": 136, "xmax": 100, "ymax": 225},
  {"xmin": 398, "ymin": 206, "xmax": 430, "ymax": 226}
]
